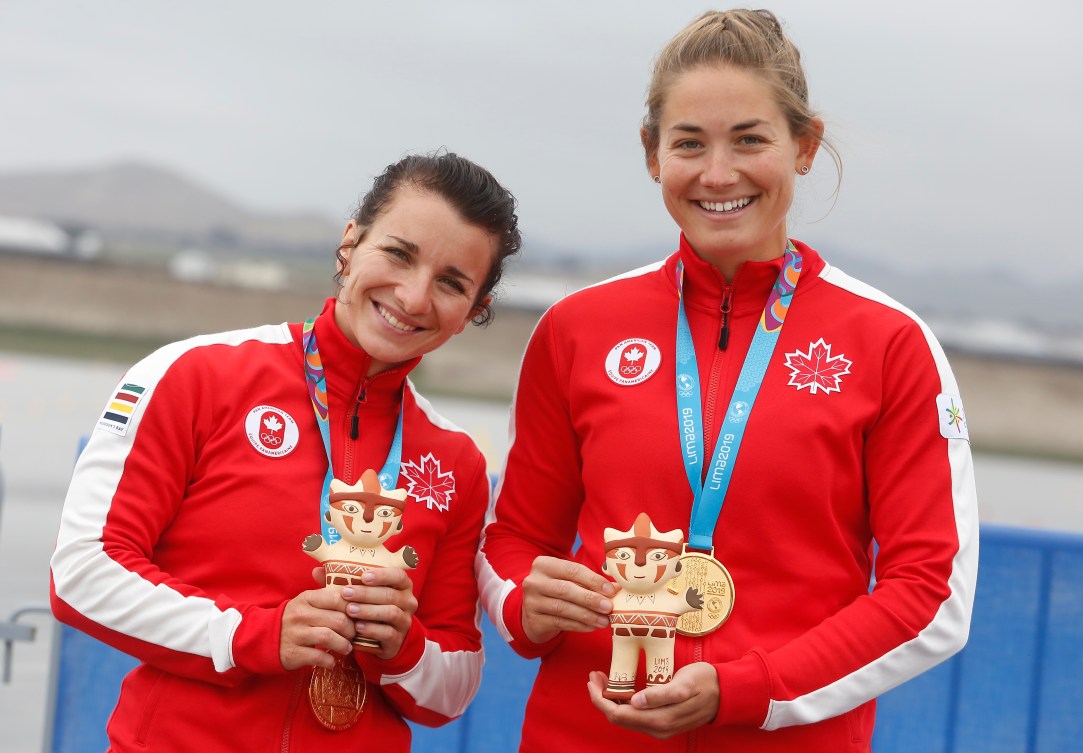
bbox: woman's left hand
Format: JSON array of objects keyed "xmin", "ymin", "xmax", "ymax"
[
  {"xmin": 586, "ymin": 662, "xmax": 720, "ymax": 738},
  {"xmin": 340, "ymin": 568, "xmax": 419, "ymax": 660}
]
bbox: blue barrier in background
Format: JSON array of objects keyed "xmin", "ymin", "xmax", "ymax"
[
  {"xmin": 33, "ymin": 523, "xmax": 1083, "ymax": 752},
  {"xmin": 44, "ymin": 626, "xmax": 138, "ymax": 753},
  {"xmin": 409, "ymin": 619, "xmax": 536, "ymax": 753},
  {"xmin": 873, "ymin": 524, "xmax": 1083, "ymax": 753}
]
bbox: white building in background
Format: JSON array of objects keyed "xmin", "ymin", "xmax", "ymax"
[
  {"xmin": 0, "ymin": 215, "xmax": 103, "ymax": 260},
  {"xmin": 168, "ymin": 248, "xmax": 290, "ymax": 291}
]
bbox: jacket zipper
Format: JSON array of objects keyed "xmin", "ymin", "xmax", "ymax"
[
  {"xmin": 702, "ymin": 285, "xmax": 733, "ymax": 462},
  {"xmin": 717, "ymin": 287, "xmax": 733, "ymax": 351},
  {"xmin": 693, "ymin": 282, "xmax": 736, "ymax": 751},
  {"xmin": 280, "ymin": 674, "xmax": 305, "ymax": 752},
  {"xmin": 349, "ymin": 385, "xmax": 368, "ymax": 440},
  {"xmin": 344, "ymin": 380, "xmax": 370, "ymax": 482},
  {"xmin": 687, "ymin": 637, "xmax": 705, "ymax": 752}
]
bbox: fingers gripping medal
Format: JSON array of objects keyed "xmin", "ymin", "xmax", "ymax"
[
  {"xmin": 301, "ymin": 469, "xmax": 419, "ymax": 730},
  {"xmin": 600, "ymin": 513, "xmax": 704, "ymax": 702}
]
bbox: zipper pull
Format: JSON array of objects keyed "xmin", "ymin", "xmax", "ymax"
[
  {"xmin": 349, "ymin": 386, "xmax": 367, "ymax": 440},
  {"xmin": 718, "ymin": 288, "xmax": 733, "ymax": 350}
]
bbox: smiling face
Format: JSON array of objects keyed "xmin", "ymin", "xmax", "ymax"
[
  {"xmin": 334, "ymin": 185, "xmax": 497, "ymax": 375},
  {"xmin": 647, "ymin": 64, "xmax": 821, "ymax": 279}
]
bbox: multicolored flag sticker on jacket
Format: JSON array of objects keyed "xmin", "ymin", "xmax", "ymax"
[
  {"xmin": 97, "ymin": 382, "xmax": 147, "ymax": 436},
  {"xmin": 936, "ymin": 393, "xmax": 969, "ymax": 441}
]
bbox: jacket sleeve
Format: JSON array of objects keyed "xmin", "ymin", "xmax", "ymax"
[
  {"xmin": 358, "ymin": 451, "xmax": 489, "ymax": 727},
  {"xmin": 476, "ymin": 311, "xmax": 584, "ymax": 659},
  {"xmin": 49, "ymin": 345, "xmax": 287, "ymax": 687},
  {"xmin": 713, "ymin": 317, "xmax": 979, "ymax": 729}
]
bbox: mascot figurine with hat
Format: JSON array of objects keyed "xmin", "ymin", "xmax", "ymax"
[
  {"xmin": 601, "ymin": 512, "xmax": 703, "ymax": 701},
  {"xmin": 303, "ymin": 468, "xmax": 419, "ymax": 654}
]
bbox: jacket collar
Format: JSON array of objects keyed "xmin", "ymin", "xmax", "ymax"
[
  {"xmin": 311, "ymin": 297, "xmax": 420, "ymax": 404},
  {"xmin": 667, "ymin": 234, "xmax": 824, "ymax": 315}
]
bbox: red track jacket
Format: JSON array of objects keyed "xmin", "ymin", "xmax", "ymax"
[
  {"xmin": 51, "ymin": 299, "xmax": 489, "ymax": 752},
  {"xmin": 479, "ymin": 238, "xmax": 978, "ymax": 752}
]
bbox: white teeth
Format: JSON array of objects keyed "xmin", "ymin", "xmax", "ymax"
[
  {"xmin": 377, "ymin": 304, "xmax": 418, "ymax": 332},
  {"xmin": 700, "ymin": 197, "xmax": 751, "ymax": 213}
]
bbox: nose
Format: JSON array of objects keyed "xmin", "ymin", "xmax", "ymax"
[
  {"xmin": 700, "ymin": 149, "xmax": 737, "ymax": 188},
  {"xmin": 395, "ymin": 270, "xmax": 433, "ymax": 316}
]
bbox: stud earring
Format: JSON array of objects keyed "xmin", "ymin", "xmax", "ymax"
[
  {"xmin": 799, "ymin": 165, "xmax": 810, "ymax": 174},
  {"xmin": 653, "ymin": 175, "xmax": 661, "ymax": 183}
]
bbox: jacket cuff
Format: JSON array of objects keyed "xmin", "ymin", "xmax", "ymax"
[
  {"xmin": 231, "ymin": 602, "xmax": 292, "ymax": 675},
  {"xmin": 357, "ymin": 615, "xmax": 427, "ymax": 678},
  {"xmin": 502, "ymin": 585, "xmax": 562, "ymax": 659},
  {"xmin": 713, "ymin": 649, "xmax": 772, "ymax": 727}
]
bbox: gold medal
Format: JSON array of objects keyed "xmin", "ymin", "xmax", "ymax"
[
  {"xmin": 668, "ymin": 546, "xmax": 735, "ymax": 636},
  {"xmin": 308, "ymin": 652, "xmax": 367, "ymax": 731}
]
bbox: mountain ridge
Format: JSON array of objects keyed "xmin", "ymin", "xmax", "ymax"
[{"xmin": 0, "ymin": 161, "xmax": 341, "ymax": 257}]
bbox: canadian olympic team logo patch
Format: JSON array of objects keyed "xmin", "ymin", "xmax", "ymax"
[
  {"xmin": 605, "ymin": 338, "xmax": 661, "ymax": 386},
  {"xmin": 245, "ymin": 405, "xmax": 299, "ymax": 458}
]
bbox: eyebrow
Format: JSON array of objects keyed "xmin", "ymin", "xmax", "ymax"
[
  {"xmin": 670, "ymin": 119, "xmax": 769, "ymax": 134},
  {"xmin": 385, "ymin": 235, "xmax": 476, "ymax": 285},
  {"xmin": 731, "ymin": 119, "xmax": 768, "ymax": 132},
  {"xmin": 386, "ymin": 234, "xmax": 419, "ymax": 254}
]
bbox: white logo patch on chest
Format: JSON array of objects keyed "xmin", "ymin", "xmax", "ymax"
[
  {"xmin": 783, "ymin": 338, "xmax": 852, "ymax": 395},
  {"xmin": 244, "ymin": 405, "xmax": 300, "ymax": 457},
  {"xmin": 605, "ymin": 338, "xmax": 662, "ymax": 386}
]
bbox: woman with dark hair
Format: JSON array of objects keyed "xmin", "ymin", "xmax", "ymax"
[
  {"xmin": 51, "ymin": 151, "xmax": 521, "ymax": 751},
  {"xmin": 479, "ymin": 9, "xmax": 977, "ymax": 752}
]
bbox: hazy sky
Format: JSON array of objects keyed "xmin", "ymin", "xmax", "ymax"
[{"xmin": 2, "ymin": 0, "xmax": 1079, "ymax": 282}]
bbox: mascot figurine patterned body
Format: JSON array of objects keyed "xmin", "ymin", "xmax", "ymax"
[
  {"xmin": 601, "ymin": 513, "xmax": 703, "ymax": 701},
  {"xmin": 303, "ymin": 468, "xmax": 418, "ymax": 654}
]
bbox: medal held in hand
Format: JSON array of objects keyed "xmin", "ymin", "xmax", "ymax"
[
  {"xmin": 308, "ymin": 654, "xmax": 368, "ymax": 731},
  {"xmin": 601, "ymin": 513, "xmax": 704, "ymax": 702},
  {"xmin": 670, "ymin": 545, "xmax": 734, "ymax": 636}
]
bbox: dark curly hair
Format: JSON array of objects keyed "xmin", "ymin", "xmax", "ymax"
[{"xmin": 335, "ymin": 151, "xmax": 521, "ymax": 326}]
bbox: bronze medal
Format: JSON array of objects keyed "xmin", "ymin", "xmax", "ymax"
[
  {"xmin": 668, "ymin": 547, "xmax": 735, "ymax": 636},
  {"xmin": 308, "ymin": 652, "xmax": 367, "ymax": 731}
]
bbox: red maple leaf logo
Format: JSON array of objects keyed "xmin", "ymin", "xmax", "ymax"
[
  {"xmin": 783, "ymin": 338, "xmax": 852, "ymax": 395},
  {"xmin": 401, "ymin": 453, "xmax": 456, "ymax": 512}
]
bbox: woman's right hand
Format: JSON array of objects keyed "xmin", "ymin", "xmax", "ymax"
[
  {"xmin": 521, "ymin": 555, "xmax": 617, "ymax": 644},
  {"xmin": 279, "ymin": 587, "xmax": 356, "ymax": 670}
]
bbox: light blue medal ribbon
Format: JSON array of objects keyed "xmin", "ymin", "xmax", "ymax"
[
  {"xmin": 676, "ymin": 244, "xmax": 802, "ymax": 551},
  {"xmin": 302, "ymin": 317, "xmax": 404, "ymax": 545}
]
